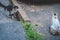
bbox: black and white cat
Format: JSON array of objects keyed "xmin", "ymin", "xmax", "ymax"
[
  {"xmin": 0, "ymin": 2, "xmax": 18, "ymax": 19},
  {"xmin": 7, "ymin": 5, "xmax": 18, "ymax": 19}
]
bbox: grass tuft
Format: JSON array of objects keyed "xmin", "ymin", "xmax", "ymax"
[{"xmin": 20, "ymin": 20, "xmax": 44, "ymax": 40}]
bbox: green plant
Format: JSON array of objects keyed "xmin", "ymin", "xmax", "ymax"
[{"xmin": 20, "ymin": 20, "xmax": 44, "ymax": 40}]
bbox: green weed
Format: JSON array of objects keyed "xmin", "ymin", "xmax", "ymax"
[{"xmin": 20, "ymin": 20, "xmax": 44, "ymax": 40}]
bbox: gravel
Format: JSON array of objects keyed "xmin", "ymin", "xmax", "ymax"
[{"xmin": 20, "ymin": 3, "xmax": 60, "ymax": 40}]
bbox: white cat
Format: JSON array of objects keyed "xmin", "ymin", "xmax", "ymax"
[{"xmin": 49, "ymin": 13, "xmax": 60, "ymax": 35}]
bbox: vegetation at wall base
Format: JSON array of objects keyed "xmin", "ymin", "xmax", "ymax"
[{"xmin": 20, "ymin": 20, "xmax": 44, "ymax": 40}]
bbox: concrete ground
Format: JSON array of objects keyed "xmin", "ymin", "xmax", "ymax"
[
  {"xmin": 0, "ymin": 7, "xmax": 26, "ymax": 40},
  {"xmin": 18, "ymin": 2, "xmax": 60, "ymax": 40}
]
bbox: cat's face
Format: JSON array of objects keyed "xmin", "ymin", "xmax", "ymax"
[{"xmin": 53, "ymin": 13, "xmax": 58, "ymax": 19}]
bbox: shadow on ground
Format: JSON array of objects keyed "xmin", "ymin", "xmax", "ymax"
[{"xmin": 16, "ymin": 0, "xmax": 60, "ymax": 5}]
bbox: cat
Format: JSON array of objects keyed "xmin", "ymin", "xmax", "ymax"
[{"xmin": 49, "ymin": 13, "xmax": 60, "ymax": 35}]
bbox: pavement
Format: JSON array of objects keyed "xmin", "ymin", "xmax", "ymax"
[
  {"xmin": 18, "ymin": 3, "xmax": 60, "ymax": 40},
  {"xmin": 0, "ymin": 7, "xmax": 26, "ymax": 40}
]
